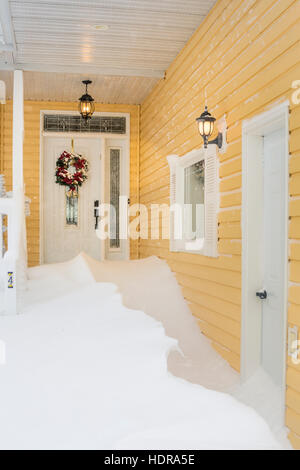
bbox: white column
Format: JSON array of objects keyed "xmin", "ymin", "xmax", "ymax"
[
  {"xmin": 0, "ymin": 80, "xmax": 6, "ymax": 104},
  {"xmin": 12, "ymin": 70, "xmax": 24, "ymax": 191}
]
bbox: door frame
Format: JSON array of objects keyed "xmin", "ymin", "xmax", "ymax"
[
  {"xmin": 241, "ymin": 101, "xmax": 289, "ymax": 417},
  {"xmin": 39, "ymin": 110, "xmax": 130, "ymax": 264}
]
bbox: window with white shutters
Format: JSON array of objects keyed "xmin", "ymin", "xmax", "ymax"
[{"xmin": 167, "ymin": 147, "xmax": 219, "ymax": 257}]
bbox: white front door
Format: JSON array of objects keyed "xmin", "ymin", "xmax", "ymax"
[
  {"xmin": 43, "ymin": 136, "xmax": 102, "ymax": 263},
  {"xmin": 262, "ymin": 128, "xmax": 286, "ymax": 386}
]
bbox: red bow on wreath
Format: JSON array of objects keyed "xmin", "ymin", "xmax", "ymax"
[{"xmin": 55, "ymin": 151, "xmax": 89, "ymax": 194}]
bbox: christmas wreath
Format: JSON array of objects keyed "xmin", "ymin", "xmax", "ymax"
[{"xmin": 55, "ymin": 151, "xmax": 89, "ymax": 194}]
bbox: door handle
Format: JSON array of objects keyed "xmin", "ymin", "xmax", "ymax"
[
  {"xmin": 256, "ymin": 290, "xmax": 267, "ymax": 300},
  {"xmin": 94, "ymin": 200, "xmax": 100, "ymax": 230}
]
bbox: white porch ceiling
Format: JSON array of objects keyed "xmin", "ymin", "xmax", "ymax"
[
  {"xmin": 0, "ymin": 0, "xmax": 216, "ymax": 104},
  {"xmin": 0, "ymin": 70, "xmax": 159, "ymax": 104}
]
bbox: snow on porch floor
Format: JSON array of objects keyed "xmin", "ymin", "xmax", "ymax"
[{"xmin": 0, "ymin": 254, "xmax": 291, "ymax": 450}]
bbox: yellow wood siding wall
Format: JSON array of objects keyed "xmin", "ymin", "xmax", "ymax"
[
  {"xmin": 0, "ymin": 101, "xmax": 139, "ymax": 265},
  {"xmin": 139, "ymin": 0, "xmax": 300, "ymax": 447}
]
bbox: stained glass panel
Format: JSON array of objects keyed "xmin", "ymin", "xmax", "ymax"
[
  {"xmin": 66, "ymin": 191, "xmax": 78, "ymax": 226},
  {"xmin": 110, "ymin": 149, "xmax": 120, "ymax": 249},
  {"xmin": 44, "ymin": 115, "xmax": 126, "ymax": 134}
]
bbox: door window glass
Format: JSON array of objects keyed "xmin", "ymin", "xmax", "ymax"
[{"xmin": 110, "ymin": 148, "xmax": 120, "ymax": 249}]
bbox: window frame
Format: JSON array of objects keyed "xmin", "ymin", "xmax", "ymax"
[{"xmin": 167, "ymin": 146, "xmax": 219, "ymax": 257}]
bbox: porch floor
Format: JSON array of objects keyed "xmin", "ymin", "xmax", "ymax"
[{"xmin": 0, "ymin": 255, "xmax": 290, "ymax": 449}]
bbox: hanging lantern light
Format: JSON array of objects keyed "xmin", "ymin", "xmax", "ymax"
[
  {"xmin": 196, "ymin": 106, "xmax": 223, "ymax": 149},
  {"xmin": 79, "ymin": 80, "xmax": 95, "ymax": 121}
]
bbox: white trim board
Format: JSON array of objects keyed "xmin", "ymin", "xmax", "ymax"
[
  {"xmin": 241, "ymin": 101, "xmax": 290, "ymax": 423},
  {"xmin": 0, "ymin": 63, "xmax": 164, "ymax": 79}
]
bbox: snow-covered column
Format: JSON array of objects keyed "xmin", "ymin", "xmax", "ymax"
[
  {"xmin": 2, "ymin": 70, "xmax": 26, "ymax": 315},
  {"xmin": 0, "ymin": 80, "xmax": 5, "ymax": 105}
]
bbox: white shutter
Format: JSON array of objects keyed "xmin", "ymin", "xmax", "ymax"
[
  {"xmin": 204, "ymin": 146, "xmax": 219, "ymax": 257},
  {"xmin": 170, "ymin": 170, "xmax": 177, "ymax": 252},
  {"xmin": 167, "ymin": 155, "xmax": 179, "ymax": 252},
  {"xmin": 170, "ymin": 169, "xmax": 177, "ymax": 205}
]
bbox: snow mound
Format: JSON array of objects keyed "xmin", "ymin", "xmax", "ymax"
[
  {"xmin": 81, "ymin": 253, "xmax": 292, "ymax": 449},
  {"xmin": 28, "ymin": 252, "xmax": 95, "ymax": 284},
  {"xmin": 0, "ymin": 254, "xmax": 284, "ymax": 449},
  {"xmin": 82, "ymin": 253, "xmax": 240, "ymax": 392}
]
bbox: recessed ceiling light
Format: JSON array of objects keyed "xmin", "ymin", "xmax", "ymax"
[{"xmin": 92, "ymin": 25, "xmax": 109, "ymax": 31}]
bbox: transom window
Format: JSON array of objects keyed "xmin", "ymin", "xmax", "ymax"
[{"xmin": 43, "ymin": 114, "xmax": 126, "ymax": 134}]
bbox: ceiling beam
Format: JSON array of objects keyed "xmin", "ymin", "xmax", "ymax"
[{"xmin": 0, "ymin": 62, "xmax": 165, "ymax": 79}]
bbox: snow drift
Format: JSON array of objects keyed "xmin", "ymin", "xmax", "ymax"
[{"xmin": 0, "ymin": 254, "xmax": 284, "ymax": 449}]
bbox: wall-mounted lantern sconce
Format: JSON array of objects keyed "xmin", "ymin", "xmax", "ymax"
[
  {"xmin": 79, "ymin": 80, "xmax": 95, "ymax": 121},
  {"xmin": 196, "ymin": 106, "xmax": 223, "ymax": 149}
]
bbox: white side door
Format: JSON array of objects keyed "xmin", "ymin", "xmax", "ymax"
[
  {"xmin": 262, "ymin": 128, "xmax": 287, "ymax": 386},
  {"xmin": 43, "ymin": 136, "xmax": 102, "ymax": 263}
]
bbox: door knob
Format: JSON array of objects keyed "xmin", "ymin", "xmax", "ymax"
[{"xmin": 256, "ymin": 290, "xmax": 267, "ymax": 300}]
